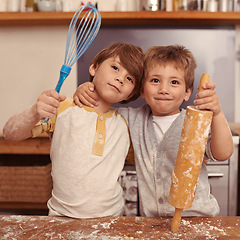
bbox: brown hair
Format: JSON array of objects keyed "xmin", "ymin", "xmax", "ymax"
[
  {"xmin": 89, "ymin": 42, "xmax": 144, "ymax": 103},
  {"xmin": 143, "ymin": 45, "xmax": 197, "ymax": 91}
]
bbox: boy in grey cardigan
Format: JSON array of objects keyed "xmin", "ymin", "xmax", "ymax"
[{"xmin": 74, "ymin": 45, "xmax": 233, "ymax": 217}]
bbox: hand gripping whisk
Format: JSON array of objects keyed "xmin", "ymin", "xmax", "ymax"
[
  {"xmin": 43, "ymin": 3, "xmax": 101, "ymax": 122},
  {"xmin": 56, "ymin": 3, "xmax": 101, "ymax": 93}
]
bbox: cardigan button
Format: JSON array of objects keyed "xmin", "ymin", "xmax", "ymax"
[{"xmin": 158, "ymin": 198, "xmax": 164, "ymax": 204}]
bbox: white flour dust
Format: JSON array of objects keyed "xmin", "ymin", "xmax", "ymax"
[{"xmin": 0, "ymin": 215, "xmax": 239, "ymax": 240}]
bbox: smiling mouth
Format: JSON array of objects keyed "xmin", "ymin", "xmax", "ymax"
[
  {"xmin": 155, "ymin": 98, "xmax": 172, "ymax": 101},
  {"xmin": 109, "ymin": 84, "xmax": 120, "ymax": 93}
]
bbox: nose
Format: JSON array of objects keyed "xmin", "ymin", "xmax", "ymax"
[
  {"xmin": 159, "ymin": 82, "xmax": 169, "ymax": 94},
  {"xmin": 115, "ymin": 77, "xmax": 124, "ymax": 85}
]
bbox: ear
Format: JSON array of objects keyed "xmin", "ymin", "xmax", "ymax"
[
  {"xmin": 89, "ymin": 64, "xmax": 96, "ymax": 77},
  {"xmin": 184, "ymin": 88, "xmax": 192, "ymax": 102}
]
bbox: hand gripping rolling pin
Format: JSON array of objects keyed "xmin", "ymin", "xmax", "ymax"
[{"xmin": 168, "ymin": 74, "xmax": 213, "ymax": 233}]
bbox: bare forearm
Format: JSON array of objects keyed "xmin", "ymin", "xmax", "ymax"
[
  {"xmin": 210, "ymin": 111, "xmax": 233, "ymax": 161},
  {"xmin": 3, "ymin": 104, "xmax": 40, "ymax": 141}
]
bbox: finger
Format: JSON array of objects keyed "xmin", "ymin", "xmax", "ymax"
[
  {"xmin": 74, "ymin": 83, "xmax": 98, "ymax": 106},
  {"xmin": 197, "ymin": 81, "xmax": 215, "ymax": 91},
  {"xmin": 79, "ymin": 94, "xmax": 96, "ymax": 107},
  {"xmin": 76, "ymin": 90, "xmax": 98, "ymax": 107},
  {"xmin": 195, "ymin": 97, "xmax": 219, "ymax": 110},
  {"xmin": 43, "ymin": 89, "xmax": 59, "ymax": 99},
  {"xmin": 37, "ymin": 100, "xmax": 58, "ymax": 113},
  {"xmin": 39, "ymin": 93, "xmax": 61, "ymax": 109},
  {"xmin": 85, "ymin": 87, "xmax": 99, "ymax": 102},
  {"xmin": 194, "ymin": 95, "xmax": 216, "ymax": 106},
  {"xmin": 195, "ymin": 103, "xmax": 211, "ymax": 111},
  {"xmin": 203, "ymin": 82, "xmax": 216, "ymax": 90},
  {"xmin": 36, "ymin": 103, "xmax": 57, "ymax": 119},
  {"xmin": 40, "ymin": 109, "xmax": 55, "ymax": 119},
  {"xmin": 43, "ymin": 89, "xmax": 66, "ymax": 103},
  {"xmin": 196, "ymin": 89, "xmax": 215, "ymax": 99},
  {"xmin": 43, "ymin": 112, "xmax": 55, "ymax": 119},
  {"xmin": 59, "ymin": 94, "xmax": 66, "ymax": 102},
  {"xmin": 88, "ymin": 82, "xmax": 95, "ymax": 92},
  {"xmin": 86, "ymin": 91, "xmax": 99, "ymax": 104},
  {"xmin": 73, "ymin": 95, "xmax": 83, "ymax": 108}
]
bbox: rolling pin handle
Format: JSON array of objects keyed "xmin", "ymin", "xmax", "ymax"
[
  {"xmin": 171, "ymin": 208, "xmax": 183, "ymax": 233},
  {"xmin": 198, "ymin": 73, "xmax": 210, "ymax": 92}
]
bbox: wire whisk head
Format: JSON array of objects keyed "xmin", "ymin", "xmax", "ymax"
[{"xmin": 64, "ymin": 3, "xmax": 101, "ymax": 67}]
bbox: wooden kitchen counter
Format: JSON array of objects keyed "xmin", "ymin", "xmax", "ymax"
[
  {"xmin": 0, "ymin": 122, "xmax": 239, "ymax": 155},
  {"xmin": 0, "ymin": 123, "xmax": 239, "ymax": 155},
  {"xmin": 0, "ymin": 134, "xmax": 50, "ymax": 154},
  {"xmin": 0, "ymin": 215, "xmax": 239, "ymax": 239}
]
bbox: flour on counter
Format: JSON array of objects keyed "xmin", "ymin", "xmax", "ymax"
[
  {"xmin": 1, "ymin": 215, "xmax": 239, "ymax": 239},
  {"xmin": 181, "ymin": 219, "xmax": 228, "ymax": 239}
]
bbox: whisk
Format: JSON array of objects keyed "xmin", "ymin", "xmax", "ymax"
[
  {"xmin": 43, "ymin": 3, "xmax": 101, "ymax": 122},
  {"xmin": 55, "ymin": 3, "xmax": 101, "ymax": 93}
]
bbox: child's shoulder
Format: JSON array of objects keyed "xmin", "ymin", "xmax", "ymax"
[{"xmin": 57, "ymin": 97, "xmax": 76, "ymax": 115}]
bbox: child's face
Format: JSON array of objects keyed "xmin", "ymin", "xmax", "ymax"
[
  {"xmin": 89, "ymin": 56, "xmax": 135, "ymax": 105},
  {"xmin": 141, "ymin": 63, "xmax": 192, "ymax": 116}
]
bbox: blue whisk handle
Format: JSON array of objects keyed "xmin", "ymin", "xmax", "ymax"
[
  {"xmin": 55, "ymin": 65, "xmax": 72, "ymax": 93},
  {"xmin": 42, "ymin": 65, "xmax": 72, "ymax": 123},
  {"xmin": 61, "ymin": 65, "xmax": 72, "ymax": 75}
]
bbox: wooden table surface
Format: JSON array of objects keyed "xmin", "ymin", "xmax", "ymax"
[{"xmin": 0, "ymin": 215, "xmax": 239, "ymax": 239}]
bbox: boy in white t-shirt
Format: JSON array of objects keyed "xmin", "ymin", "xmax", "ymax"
[
  {"xmin": 73, "ymin": 45, "xmax": 233, "ymax": 217},
  {"xmin": 3, "ymin": 42, "xmax": 144, "ymax": 218}
]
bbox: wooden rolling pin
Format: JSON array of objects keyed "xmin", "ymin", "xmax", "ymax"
[{"xmin": 168, "ymin": 74, "xmax": 213, "ymax": 233}]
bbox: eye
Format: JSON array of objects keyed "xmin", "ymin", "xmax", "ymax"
[
  {"xmin": 150, "ymin": 78, "xmax": 160, "ymax": 83},
  {"xmin": 112, "ymin": 65, "xmax": 118, "ymax": 71},
  {"xmin": 171, "ymin": 79, "xmax": 180, "ymax": 85},
  {"xmin": 127, "ymin": 76, "xmax": 134, "ymax": 83}
]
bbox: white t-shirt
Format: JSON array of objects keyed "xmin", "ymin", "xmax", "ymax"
[{"xmin": 152, "ymin": 113, "xmax": 180, "ymax": 141}]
